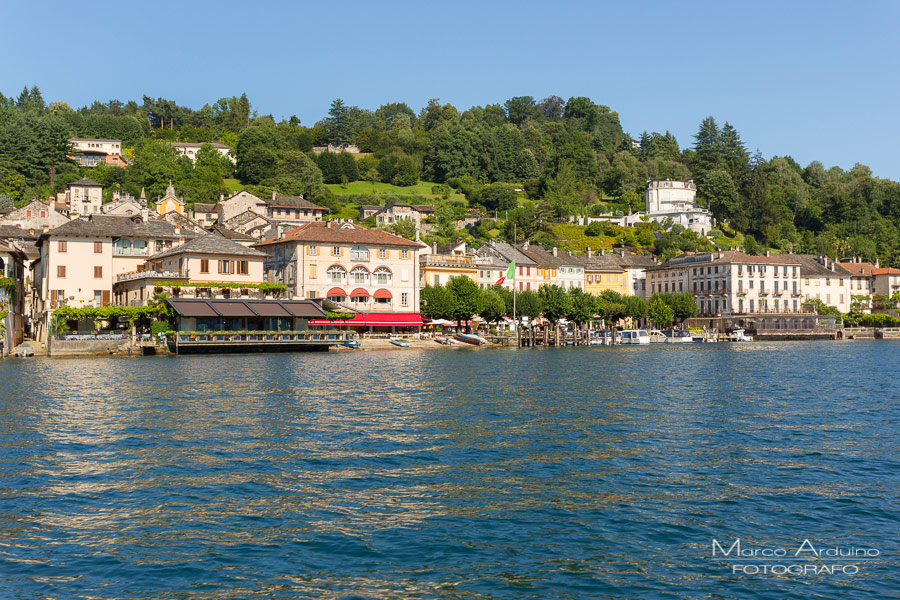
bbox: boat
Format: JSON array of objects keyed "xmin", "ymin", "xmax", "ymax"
[
  {"xmin": 728, "ymin": 328, "xmax": 753, "ymax": 342},
  {"xmin": 389, "ymin": 336, "xmax": 411, "ymax": 347},
  {"xmin": 435, "ymin": 335, "xmax": 460, "ymax": 345},
  {"xmin": 13, "ymin": 344, "xmax": 34, "ymax": 357},
  {"xmin": 621, "ymin": 329, "xmax": 650, "ymax": 344},
  {"xmin": 342, "ymin": 339, "xmax": 361, "ymax": 349},
  {"xmin": 590, "ymin": 330, "xmax": 622, "ymax": 345},
  {"xmin": 453, "ymin": 332, "xmax": 487, "ymax": 346},
  {"xmin": 662, "ymin": 328, "xmax": 693, "ymax": 343},
  {"xmin": 649, "ymin": 330, "xmax": 666, "ymax": 343}
]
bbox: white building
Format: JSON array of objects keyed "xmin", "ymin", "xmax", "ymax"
[
  {"xmin": 165, "ymin": 142, "xmax": 235, "ymax": 164},
  {"xmin": 622, "ymin": 180, "xmax": 714, "ymax": 234}
]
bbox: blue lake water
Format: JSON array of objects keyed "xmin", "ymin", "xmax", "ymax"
[{"xmin": 1, "ymin": 341, "xmax": 898, "ymax": 599}]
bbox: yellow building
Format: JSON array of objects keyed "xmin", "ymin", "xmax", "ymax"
[
  {"xmin": 156, "ymin": 182, "xmax": 185, "ymax": 216},
  {"xmin": 420, "ymin": 254, "xmax": 478, "ymax": 287},
  {"xmin": 581, "ymin": 255, "xmax": 627, "ymax": 296}
]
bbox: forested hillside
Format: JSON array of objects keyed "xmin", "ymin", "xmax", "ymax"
[{"xmin": 1, "ymin": 87, "xmax": 898, "ymax": 265}]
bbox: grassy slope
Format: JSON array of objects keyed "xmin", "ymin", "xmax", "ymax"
[{"xmin": 325, "ymin": 180, "xmax": 465, "ymax": 201}]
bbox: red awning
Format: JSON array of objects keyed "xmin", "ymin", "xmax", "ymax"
[
  {"xmin": 350, "ymin": 288, "xmax": 370, "ymax": 298},
  {"xmin": 326, "ymin": 287, "xmax": 347, "ymax": 298},
  {"xmin": 373, "ymin": 288, "xmax": 392, "ymax": 299},
  {"xmin": 308, "ymin": 313, "xmax": 424, "ymax": 327}
]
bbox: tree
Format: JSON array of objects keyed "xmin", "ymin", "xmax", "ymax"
[
  {"xmin": 566, "ymin": 288, "xmax": 596, "ymax": 327},
  {"xmin": 235, "ymin": 125, "xmax": 278, "ymax": 184},
  {"xmin": 479, "ymin": 289, "xmax": 506, "ymax": 326},
  {"xmin": 539, "ymin": 284, "xmax": 571, "ymax": 325},
  {"xmin": 649, "ymin": 295, "xmax": 674, "ymax": 327},
  {"xmin": 447, "ymin": 276, "xmax": 483, "ymax": 330},
  {"xmin": 504, "ymin": 96, "xmax": 537, "ymax": 126},
  {"xmin": 476, "ymin": 183, "xmax": 518, "ymax": 212},
  {"xmin": 516, "ymin": 289, "xmax": 544, "ymax": 323},
  {"xmin": 420, "ymin": 284, "xmax": 455, "ymax": 321},
  {"xmin": 544, "ymin": 161, "xmax": 583, "ymax": 218},
  {"xmin": 597, "ymin": 290, "xmax": 626, "ymax": 330},
  {"xmin": 624, "ymin": 295, "xmax": 649, "ymax": 324},
  {"xmin": 326, "ymin": 98, "xmax": 353, "ymax": 145},
  {"xmin": 317, "ymin": 151, "xmax": 343, "ymax": 184},
  {"xmin": 387, "ymin": 217, "xmax": 416, "ymax": 240}
]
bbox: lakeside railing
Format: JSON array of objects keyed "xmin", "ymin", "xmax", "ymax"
[{"xmin": 173, "ymin": 330, "xmax": 354, "ymax": 345}]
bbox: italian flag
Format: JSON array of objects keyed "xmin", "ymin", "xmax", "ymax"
[{"xmin": 496, "ymin": 261, "xmax": 515, "ymax": 285}]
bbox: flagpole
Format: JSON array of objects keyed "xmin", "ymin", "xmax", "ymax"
[{"xmin": 513, "ymin": 223, "xmax": 517, "ymax": 324}]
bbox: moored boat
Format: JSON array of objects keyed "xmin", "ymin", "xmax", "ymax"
[
  {"xmin": 662, "ymin": 328, "xmax": 693, "ymax": 343},
  {"xmin": 453, "ymin": 332, "xmax": 487, "ymax": 346},
  {"xmin": 390, "ymin": 336, "xmax": 411, "ymax": 347},
  {"xmin": 621, "ymin": 329, "xmax": 650, "ymax": 344}
]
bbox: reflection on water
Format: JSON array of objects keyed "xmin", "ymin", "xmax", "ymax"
[{"xmin": 1, "ymin": 342, "xmax": 899, "ymax": 599}]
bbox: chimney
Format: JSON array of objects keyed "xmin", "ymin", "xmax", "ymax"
[
  {"xmin": 174, "ymin": 226, "xmax": 181, "ymax": 235},
  {"xmin": 432, "ymin": 242, "xmax": 437, "ymax": 253},
  {"xmin": 42, "ymin": 225, "xmax": 49, "ymax": 233},
  {"xmin": 219, "ymin": 193, "xmax": 224, "ymax": 203},
  {"xmin": 272, "ymin": 190, "xmax": 277, "ymax": 201},
  {"xmin": 765, "ymin": 250, "xmax": 770, "ymax": 257},
  {"xmin": 522, "ymin": 240, "xmax": 529, "ymax": 249},
  {"xmin": 587, "ymin": 247, "xmax": 592, "ymax": 258},
  {"xmin": 552, "ymin": 247, "xmax": 558, "ymax": 257}
]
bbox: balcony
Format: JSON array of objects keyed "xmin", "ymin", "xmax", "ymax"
[{"xmin": 117, "ymin": 270, "xmax": 182, "ymax": 282}]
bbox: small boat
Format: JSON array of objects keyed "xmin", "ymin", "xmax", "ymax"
[
  {"xmin": 434, "ymin": 335, "xmax": 460, "ymax": 345},
  {"xmin": 13, "ymin": 344, "xmax": 34, "ymax": 357},
  {"xmin": 390, "ymin": 336, "xmax": 411, "ymax": 347},
  {"xmin": 453, "ymin": 332, "xmax": 487, "ymax": 346},
  {"xmin": 649, "ymin": 330, "xmax": 666, "ymax": 343},
  {"xmin": 621, "ymin": 329, "xmax": 650, "ymax": 344},
  {"xmin": 729, "ymin": 328, "xmax": 753, "ymax": 342},
  {"xmin": 342, "ymin": 339, "xmax": 361, "ymax": 349},
  {"xmin": 662, "ymin": 329, "xmax": 693, "ymax": 343}
]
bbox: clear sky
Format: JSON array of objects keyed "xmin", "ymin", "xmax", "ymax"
[{"xmin": 3, "ymin": 0, "xmax": 898, "ymax": 179}]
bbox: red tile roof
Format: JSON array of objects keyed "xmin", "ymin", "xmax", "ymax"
[
  {"xmin": 254, "ymin": 221, "xmax": 425, "ymax": 248},
  {"xmin": 873, "ymin": 267, "xmax": 900, "ymax": 275},
  {"xmin": 839, "ymin": 262, "xmax": 879, "ymax": 277}
]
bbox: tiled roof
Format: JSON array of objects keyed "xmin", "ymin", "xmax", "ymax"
[
  {"xmin": 209, "ymin": 224, "xmax": 257, "ymax": 241},
  {"xmin": 192, "ymin": 203, "xmax": 217, "ymax": 213},
  {"xmin": 151, "ymin": 233, "xmax": 267, "ymax": 260},
  {"xmin": 474, "ymin": 241, "xmax": 537, "ymax": 266},
  {"xmin": 254, "ymin": 221, "xmax": 425, "ymax": 248},
  {"xmin": 225, "ymin": 210, "xmax": 271, "ymax": 227},
  {"xmin": 573, "ymin": 254, "xmax": 626, "ymax": 272},
  {"xmin": 839, "ymin": 261, "xmax": 879, "ymax": 277},
  {"xmin": 39, "ymin": 215, "xmax": 197, "ymax": 241},
  {"xmin": 874, "ymin": 267, "xmax": 900, "ymax": 275},
  {"xmin": 166, "ymin": 142, "xmax": 231, "ymax": 149},
  {"xmin": 268, "ymin": 195, "xmax": 326, "ymax": 210},
  {"xmin": 647, "ymin": 250, "xmax": 802, "ymax": 271},
  {"xmin": 771, "ymin": 254, "xmax": 851, "ymax": 277},
  {"xmin": 70, "ymin": 137, "xmax": 121, "ymax": 143}
]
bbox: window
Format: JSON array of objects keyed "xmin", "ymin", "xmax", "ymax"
[
  {"xmin": 351, "ymin": 266, "xmax": 369, "ymax": 284},
  {"xmin": 332, "ymin": 246, "xmax": 342, "ymax": 257},
  {"xmin": 434, "ymin": 274, "xmax": 440, "ymax": 286},
  {"xmin": 378, "ymin": 248, "xmax": 387, "ymax": 259},
  {"xmin": 200, "ymin": 259, "xmax": 209, "ymax": 273},
  {"xmin": 94, "ymin": 242, "xmax": 103, "ymax": 254},
  {"xmin": 58, "ymin": 240, "xmax": 67, "ymax": 253},
  {"xmin": 327, "ymin": 265, "xmax": 346, "ymax": 283},
  {"xmin": 26, "ymin": 210, "xmax": 32, "ymax": 217},
  {"xmin": 374, "ymin": 267, "xmax": 392, "ymax": 285},
  {"xmin": 40, "ymin": 211, "xmax": 46, "ymax": 218},
  {"xmin": 219, "ymin": 260, "xmax": 232, "ymax": 274},
  {"xmin": 401, "ymin": 292, "xmax": 408, "ymax": 306},
  {"xmin": 57, "ymin": 265, "xmax": 66, "ymax": 278},
  {"xmin": 310, "ymin": 264, "xmax": 317, "ymax": 278},
  {"xmin": 237, "ymin": 261, "xmax": 249, "ymax": 275},
  {"xmin": 401, "ymin": 250, "xmax": 409, "ymax": 259},
  {"xmin": 94, "ymin": 266, "xmax": 103, "ymax": 278},
  {"xmin": 308, "ymin": 245, "xmax": 318, "ymax": 256}
]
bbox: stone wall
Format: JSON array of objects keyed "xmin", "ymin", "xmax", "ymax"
[{"xmin": 49, "ymin": 338, "xmax": 134, "ymax": 356}]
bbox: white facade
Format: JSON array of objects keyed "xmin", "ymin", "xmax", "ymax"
[
  {"xmin": 622, "ymin": 180, "xmax": 714, "ymax": 234},
  {"xmin": 166, "ymin": 142, "xmax": 235, "ymax": 164}
]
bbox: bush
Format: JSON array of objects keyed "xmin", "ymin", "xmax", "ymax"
[
  {"xmin": 150, "ymin": 320, "xmax": 172, "ymax": 337},
  {"xmin": 585, "ymin": 222, "xmax": 605, "ymax": 237}
]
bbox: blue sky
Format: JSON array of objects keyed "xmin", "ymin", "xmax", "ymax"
[{"xmin": 3, "ymin": 0, "xmax": 898, "ymax": 179}]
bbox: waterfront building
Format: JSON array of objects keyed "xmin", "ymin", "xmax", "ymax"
[
  {"xmin": 419, "ymin": 241, "xmax": 505, "ymax": 290},
  {"xmin": 255, "ymin": 220, "xmax": 425, "ymax": 314},
  {"xmin": 114, "ymin": 234, "xmax": 268, "ymax": 307},
  {"xmin": 838, "ymin": 258, "xmax": 879, "ymax": 309},
  {"xmin": 646, "ymin": 250, "xmax": 804, "ymax": 316},
  {"xmin": 772, "ymin": 254, "xmax": 852, "ymax": 313},
  {"xmin": 474, "ymin": 240, "xmax": 540, "ymax": 291},
  {"xmin": 873, "ymin": 267, "xmax": 900, "ymax": 298},
  {"xmin": 33, "ymin": 215, "xmax": 195, "ymax": 342},
  {"xmin": 608, "ymin": 249, "xmax": 659, "ymax": 298},
  {"xmin": 0, "ymin": 241, "xmax": 26, "ymax": 351},
  {"xmin": 576, "ymin": 249, "xmax": 627, "ymax": 296},
  {"xmin": 517, "ymin": 244, "xmax": 584, "ymax": 291}
]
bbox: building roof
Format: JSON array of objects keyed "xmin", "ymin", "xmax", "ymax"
[
  {"xmin": 574, "ymin": 254, "xmax": 626, "ymax": 272},
  {"xmin": 68, "ymin": 178, "xmax": 102, "ymax": 187},
  {"xmin": 209, "ymin": 224, "xmax": 257, "ymax": 241},
  {"xmin": 516, "ymin": 244, "xmax": 583, "ymax": 267},
  {"xmin": 268, "ymin": 195, "xmax": 326, "ymax": 210},
  {"xmin": 770, "ymin": 254, "xmax": 851, "ymax": 278},
  {"xmin": 38, "ymin": 214, "xmax": 197, "ymax": 242},
  {"xmin": 225, "ymin": 209, "xmax": 272, "ymax": 227},
  {"xmin": 839, "ymin": 261, "xmax": 880, "ymax": 277},
  {"xmin": 475, "ymin": 241, "xmax": 537, "ymax": 266},
  {"xmin": 874, "ymin": 267, "xmax": 900, "ymax": 275},
  {"xmin": 192, "ymin": 203, "xmax": 217, "ymax": 213},
  {"xmin": 150, "ymin": 233, "xmax": 267, "ymax": 260},
  {"xmin": 607, "ymin": 250, "xmax": 658, "ymax": 268},
  {"xmin": 165, "ymin": 141, "xmax": 231, "ymax": 149},
  {"xmin": 646, "ymin": 250, "xmax": 802, "ymax": 272},
  {"xmin": 70, "ymin": 137, "xmax": 121, "ymax": 143},
  {"xmin": 371, "ymin": 201, "xmax": 435, "ymax": 217},
  {"xmin": 167, "ymin": 298, "xmax": 325, "ymax": 319},
  {"xmin": 254, "ymin": 221, "xmax": 425, "ymax": 248}
]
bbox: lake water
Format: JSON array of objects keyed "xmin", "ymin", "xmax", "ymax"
[{"xmin": 1, "ymin": 341, "xmax": 898, "ymax": 599}]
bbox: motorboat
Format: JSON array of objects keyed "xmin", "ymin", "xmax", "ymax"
[
  {"xmin": 662, "ymin": 329, "xmax": 693, "ymax": 343},
  {"xmin": 389, "ymin": 336, "xmax": 411, "ymax": 347},
  {"xmin": 621, "ymin": 329, "xmax": 650, "ymax": 344},
  {"xmin": 453, "ymin": 332, "xmax": 487, "ymax": 346},
  {"xmin": 591, "ymin": 330, "xmax": 622, "ymax": 345},
  {"xmin": 13, "ymin": 344, "xmax": 34, "ymax": 357},
  {"xmin": 342, "ymin": 339, "xmax": 361, "ymax": 349},
  {"xmin": 728, "ymin": 328, "xmax": 753, "ymax": 342},
  {"xmin": 649, "ymin": 330, "xmax": 667, "ymax": 343}
]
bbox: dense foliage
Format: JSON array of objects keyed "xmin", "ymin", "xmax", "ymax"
[{"xmin": 3, "ymin": 87, "xmax": 900, "ymax": 265}]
